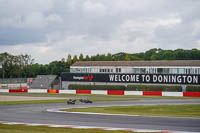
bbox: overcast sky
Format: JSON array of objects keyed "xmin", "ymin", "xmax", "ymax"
[{"xmin": 0, "ymin": 0, "xmax": 200, "ymax": 64}]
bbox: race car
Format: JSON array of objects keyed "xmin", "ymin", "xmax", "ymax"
[
  {"xmin": 79, "ymin": 99, "xmax": 93, "ymax": 103},
  {"xmin": 67, "ymin": 99, "xmax": 76, "ymax": 104}
]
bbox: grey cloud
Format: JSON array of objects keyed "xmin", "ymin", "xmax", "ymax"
[
  {"xmin": 0, "ymin": 0, "xmax": 200, "ymax": 63},
  {"xmin": 0, "ymin": 28, "xmax": 46, "ymax": 45}
]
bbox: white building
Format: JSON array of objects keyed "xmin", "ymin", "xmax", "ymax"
[{"xmin": 70, "ymin": 60, "xmax": 200, "ymax": 75}]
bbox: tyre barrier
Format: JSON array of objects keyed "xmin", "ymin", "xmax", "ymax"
[{"xmin": 0, "ymin": 89, "xmax": 200, "ymax": 97}]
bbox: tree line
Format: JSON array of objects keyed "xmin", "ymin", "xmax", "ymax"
[{"xmin": 0, "ymin": 48, "xmax": 200, "ymax": 78}]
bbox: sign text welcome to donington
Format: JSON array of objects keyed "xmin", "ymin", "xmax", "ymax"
[{"xmin": 61, "ymin": 73, "xmax": 200, "ymax": 85}]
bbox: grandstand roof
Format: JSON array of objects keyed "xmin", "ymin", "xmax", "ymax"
[{"xmin": 71, "ymin": 60, "xmax": 200, "ymax": 67}]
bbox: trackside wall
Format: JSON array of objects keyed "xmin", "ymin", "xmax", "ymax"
[{"xmin": 1, "ymin": 89, "xmax": 200, "ymax": 97}]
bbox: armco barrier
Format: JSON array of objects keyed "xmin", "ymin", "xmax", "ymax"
[
  {"xmin": 47, "ymin": 90, "xmax": 59, "ymax": 93},
  {"xmin": 143, "ymin": 91, "xmax": 162, "ymax": 96},
  {"xmin": 18, "ymin": 86, "xmax": 28, "ymax": 90},
  {"xmin": 76, "ymin": 90, "xmax": 91, "ymax": 94},
  {"xmin": 107, "ymin": 90, "xmax": 124, "ymax": 95},
  {"xmin": 183, "ymin": 92, "xmax": 200, "ymax": 97},
  {"xmin": 1, "ymin": 89, "xmax": 200, "ymax": 97}
]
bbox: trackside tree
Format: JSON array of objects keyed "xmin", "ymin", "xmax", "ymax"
[{"xmin": 1, "ymin": 48, "xmax": 200, "ymax": 78}]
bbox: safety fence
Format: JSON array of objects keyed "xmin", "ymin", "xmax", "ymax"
[
  {"xmin": 0, "ymin": 78, "xmax": 27, "ymax": 84},
  {"xmin": 0, "ymin": 83, "xmax": 27, "ymax": 89},
  {"xmin": 0, "ymin": 89, "xmax": 200, "ymax": 97}
]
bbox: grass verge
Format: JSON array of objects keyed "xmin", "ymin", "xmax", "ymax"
[
  {"xmin": 0, "ymin": 99, "xmax": 67, "ymax": 105},
  {"xmin": 0, "ymin": 92, "xmax": 200, "ymax": 106},
  {"xmin": 64, "ymin": 104, "xmax": 200, "ymax": 118},
  {"xmin": 1, "ymin": 92, "xmax": 200, "ymax": 99},
  {"xmin": 0, "ymin": 98, "xmax": 137, "ymax": 106},
  {"xmin": 0, "ymin": 124, "xmax": 159, "ymax": 133}
]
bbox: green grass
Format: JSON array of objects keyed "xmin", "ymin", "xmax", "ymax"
[
  {"xmin": 0, "ymin": 98, "xmax": 137, "ymax": 106},
  {"xmin": 1, "ymin": 92, "xmax": 199, "ymax": 99},
  {"xmin": 0, "ymin": 124, "xmax": 159, "ymax": 133},
  {"xmin": 0, "ymin": 92, "xmax": 199, "ymax": 106},
  {"xmin": 0, "ymin": 93, "xmax": 138, "ymax": 105},
  {"xmin": 0, "ymin": 99, "xmax": 67, "ymax": 105},
  {"xmin": 64, "ymin": 104, "xmax": 200, "ymax": 118}
]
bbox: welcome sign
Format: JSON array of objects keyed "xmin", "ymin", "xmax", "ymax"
[{"xmin": 61, "ymin": 72, "xmax": 200, "ymax": 85}]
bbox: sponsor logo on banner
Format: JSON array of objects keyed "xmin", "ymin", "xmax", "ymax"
[{"xmin": 73, "ymin": 74, "xmax": 93, "ymax": 81}]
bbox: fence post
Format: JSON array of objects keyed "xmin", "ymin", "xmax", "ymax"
[
  {"xmin": 59, "ymin": 76, "xmax": 62, "ymax": 90},
  {"xmin": 181, "ymin": 85, "xmax": 187, "ymax": 92}
]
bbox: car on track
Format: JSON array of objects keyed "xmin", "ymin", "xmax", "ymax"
[
  {"xmin": 79, "ymin": 99, "xmax": 93, "ymax": 104},
  {"xmin": 67, "ymin": 99, "xmax": 76, "ymax": 104}
]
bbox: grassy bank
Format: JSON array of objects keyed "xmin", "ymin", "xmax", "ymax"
[
  {"xmin": 64, "ymin": 104, "xmax": 200, "ymax": 118},
  {"xmin": 0, "ymin": 124, "xmax": 159, "ymax": 133}
]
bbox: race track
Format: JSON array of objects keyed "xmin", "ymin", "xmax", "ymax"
[{"xmin": 0, "ymin": 99, "xmax": 200, "ymax": 132}]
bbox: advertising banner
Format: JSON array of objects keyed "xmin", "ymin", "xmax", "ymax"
[{"xmin": 61, "ymin": 72, "xmax": 200, "ymax": 85}]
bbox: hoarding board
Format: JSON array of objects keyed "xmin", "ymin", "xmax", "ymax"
[{"xmin": 61, "ymin": 73, "xmax": 200, "ymax": 85}]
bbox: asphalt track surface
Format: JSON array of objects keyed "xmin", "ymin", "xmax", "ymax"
[{"xmin": 0, "ymin": 99, "xmax": 200, "ymax": 132}]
